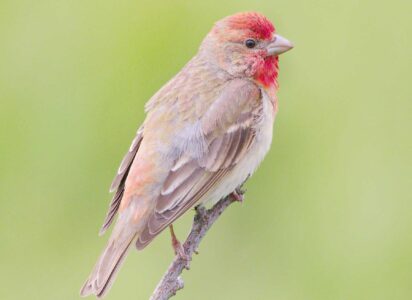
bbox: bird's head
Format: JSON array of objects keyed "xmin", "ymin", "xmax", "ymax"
[{"xmin": 201, "ymin": 12, "xmax": 293, "ymax": 88}]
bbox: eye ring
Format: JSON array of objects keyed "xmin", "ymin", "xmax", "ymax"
[{"xmin": 245, "ymin": 39, "xmax": 257, "ymax": 49}]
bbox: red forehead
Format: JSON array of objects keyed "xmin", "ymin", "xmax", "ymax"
[{"xmin": 225, "ymin": 12, "xmax": 275, "ymax": 40}]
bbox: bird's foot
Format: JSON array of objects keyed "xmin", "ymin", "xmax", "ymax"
[{"xmin": 230, "ymin": 186, "xmax": 246, "ymax": 203}]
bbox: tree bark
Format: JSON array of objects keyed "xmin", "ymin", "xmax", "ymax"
[{"xmin": 150, "ymin": 191, "xmax": 242, "ymax": 300}]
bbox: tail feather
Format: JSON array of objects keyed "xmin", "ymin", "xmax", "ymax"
[{"xmin": 80, "ymin": 231, "xmax": 136, "ymax": 298}]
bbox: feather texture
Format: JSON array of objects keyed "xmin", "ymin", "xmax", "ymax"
[{"xmin": 99, "ymin": 126, "xmax": 144, "ymax": 235}]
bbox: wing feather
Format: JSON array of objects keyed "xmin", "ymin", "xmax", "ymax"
[
  {"xmin": 136, "ymin": 126, "xmax": 256, "ymax": 249},
  {"xmin": 157, "ymin": 166, "xmax": 204, "ymax": 213},
  {"xmin": 99, "ymin": 126, "xmax": 144, "ymax": 235}
]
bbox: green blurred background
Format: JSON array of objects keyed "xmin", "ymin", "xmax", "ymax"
[{"xmin": 1, "ymin": 0, "xmax": 411, "ymax": 299}]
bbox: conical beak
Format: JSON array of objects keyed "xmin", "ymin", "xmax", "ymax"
[{"xmin": 267, "ymin": 34, "xmax": 294, "ymax": 56}]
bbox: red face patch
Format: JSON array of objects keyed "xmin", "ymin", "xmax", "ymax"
[
  {"xmin": 254, "ymin": 56, "xmax": 279, "ymax": 88},
  {"xmin": 225, "ymin": 12, "xmax": 275, "ymax": 40}
]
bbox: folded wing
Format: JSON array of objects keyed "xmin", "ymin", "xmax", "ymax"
[{"xmin": 136, "ymin": 79, "xmax": 262, "ymax": 249}]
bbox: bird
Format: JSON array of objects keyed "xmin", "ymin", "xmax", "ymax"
[{"xmin": 80, "ymin": 11, "xmax": 293, "ymax": 298}]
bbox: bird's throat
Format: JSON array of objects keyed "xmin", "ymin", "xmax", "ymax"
[{"xmin": 254, "ymin": 56, "xmax": 279, "ymax": 89}]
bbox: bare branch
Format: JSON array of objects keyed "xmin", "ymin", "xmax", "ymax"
[{"xmin": 150, "ymin": 190, "xmax": 243, "ymax": 300}]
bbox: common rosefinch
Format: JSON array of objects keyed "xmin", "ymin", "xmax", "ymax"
[{"xmin": 80, "ymin": 11, "xmax": 293, "ymax": 297}]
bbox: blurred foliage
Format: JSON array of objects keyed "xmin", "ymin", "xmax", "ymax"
[{"xmin": 0, "ymin": 0, "xmax": 411, "ymax": 299}]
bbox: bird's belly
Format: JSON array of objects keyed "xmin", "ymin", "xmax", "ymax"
[{"xmin": 201, "ymin": 91, "xmax": 275, "ymax": 207}]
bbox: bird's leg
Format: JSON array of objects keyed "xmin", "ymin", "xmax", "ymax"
[{"xmin": 169, "ymin": 225, "xmax": 190, "ymax": 268}]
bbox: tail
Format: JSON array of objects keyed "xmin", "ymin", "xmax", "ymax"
[{"xmin": 80, "ymin": 227, "xmax": 137, "ymax": 298}]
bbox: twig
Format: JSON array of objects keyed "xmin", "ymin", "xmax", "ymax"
[{"xmin": 150, "ymin": 190, "xmax": 244, "ymax": 300}]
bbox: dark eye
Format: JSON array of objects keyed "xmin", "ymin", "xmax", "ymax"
[{"xmin": 245, "ymin": 39, "xmax": 257, "ymax": 48}]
